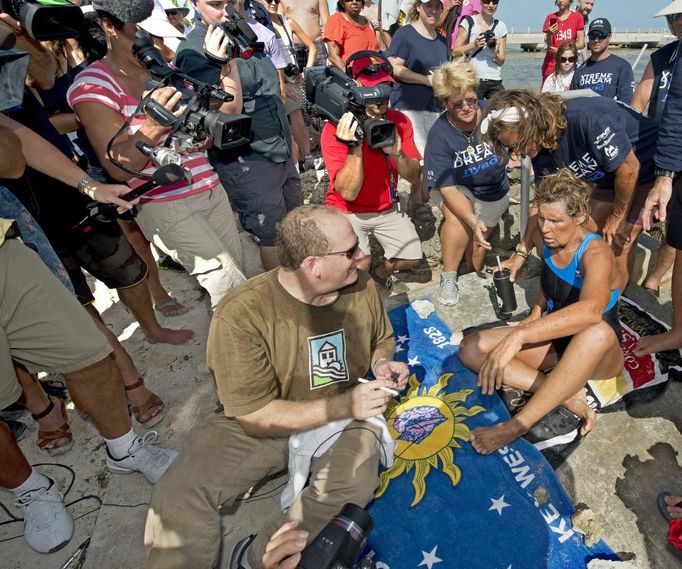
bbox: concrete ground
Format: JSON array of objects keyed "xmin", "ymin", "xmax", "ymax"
[{"xmin": 0, "ymin": 201, "xmax": 680, "ymax": 568}]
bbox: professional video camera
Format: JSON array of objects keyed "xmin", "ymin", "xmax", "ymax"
[
  {"xmin": 303, "ymin": 54, "xmax": 396, "ymax": 149},
  {"xmin": 131, "ymin": 29, "xmax": 252, "ymax": 154},
  {"xmin": 0, "ymin": 0, "xmax": 83, "ymax": 40},
  {"xmin": 298, "ymin": 504, "xmax": 376, "ymax": 569}
]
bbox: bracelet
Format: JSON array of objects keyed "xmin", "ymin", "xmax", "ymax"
[
  {"xmin": 76, "ymin": 176, "xmax": 94, "ymax": 195},
  {"xmin": 371, "ymin": 357, "xmax": 390, "ymax": 375},
  {"xmin": 514, "ymin": 250, "xmax": 528, "ymax": 259}
]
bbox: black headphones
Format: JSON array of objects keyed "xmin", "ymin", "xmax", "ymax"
[{"xmin": 345, "ymin": 50, "xmax": 393, "ymax": 80}]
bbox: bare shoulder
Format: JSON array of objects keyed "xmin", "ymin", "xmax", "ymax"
[{"xmin": 581, "ymin": 236, "xmax": 615, "ymax": 270}]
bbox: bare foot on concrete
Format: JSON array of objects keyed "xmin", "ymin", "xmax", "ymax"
[
  {"xmin": 145, "ymin": 327, "xmax": 195, "ymax": 345},
  {"xmin": 562, "ymin": 389, "xmax": 597, "ymax": 436},
  {"xmin": 633, "ymin": 330, "xmax": 682, "ymax": 357},
  {"xmin": 470, "ymin": 419, "xmax": 526, "ymax": 455}
]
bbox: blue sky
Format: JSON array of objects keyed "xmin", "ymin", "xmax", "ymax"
[{"xmin": 494, "ymin": 0, "xmax": 673, "ymax": 29}]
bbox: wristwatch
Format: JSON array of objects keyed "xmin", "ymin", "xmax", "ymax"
[
  {"xmin": 77, "ymin": 176, "xmax": 95, "ymax": 194},
  {"xmin": 654, "ymin": 168, "xmax": 677, "ymax": 179}
]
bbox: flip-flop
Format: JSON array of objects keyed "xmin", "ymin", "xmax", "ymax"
[
  {"xmin": 643, "ymin": 287, "xmax": 660, "ymax": 298},
  {"xmin": 154, "ymin": 298, "xmax": 190, "ymax": 317},
  {"xmin": 657, "ymin": 491, "xmax": 682, "ymax": 523}
]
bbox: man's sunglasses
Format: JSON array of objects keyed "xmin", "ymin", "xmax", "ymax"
[
  {"xmin": 560, "ymin": 56, "xmax": 577, "ymax": 63},
  {"xmin": 451, "ymin": 96, "xmax": 478, "ymax": 110},
  {"xmin": 322, "ymin": 239, "xmax": 360, "ymax": 260},
  {"xmin": 588, "ymin": 31, "xmax": 609, "ymax": 40},
  {"xmin": 667, "ymin": 13, "xmax": 682, "ymax": 24}
]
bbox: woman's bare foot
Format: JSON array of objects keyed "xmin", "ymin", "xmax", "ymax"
[
  {"xmin": 562, "ymin": 389, "xmax": 597, "ymax": 436},
  {"xmin": 145, "ymin": 326, "xmax": 195, "ymax": 345},
  {"xmin": 666, "ymin": 495, "xmax": 682, "ymax": 519},
  {"xmin": 634, "ymin": 330, "xmax": 682, "ymax": 357},
  {"xmin": 470, "ymin": 419, "xmax": 527, "ymax": 455}
]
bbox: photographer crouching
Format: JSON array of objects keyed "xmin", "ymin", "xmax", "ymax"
[
  {"xmin": 175, "ymin": 0, "xmax": 301, "ymax": 271},
  {"xmin": 68, "ymin": 0, "xmax": 246, "ymax": 310},
  {"xmin": 319, "ymin": 52, "xmax": 426, "ymax": 289}
]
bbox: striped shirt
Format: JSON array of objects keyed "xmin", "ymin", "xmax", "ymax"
[{"xmin": 67, "ymin": 61, "xmax": 220, "ymax": 203}]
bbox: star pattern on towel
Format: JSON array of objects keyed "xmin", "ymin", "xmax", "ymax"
[
  {"xmin": 408, "ymin": 356, "xmax": 420, "ymax": 366},
  {"xmin": 418, "ymin": 546, "xmax": 443, "ymax": 569},
  {"xmin": 489, "ymin": 495, "xmax": 511, "ymax": 515},
  {"xmin": 396, "ymin": 334, "xmax": 409, "ymax": 344}
]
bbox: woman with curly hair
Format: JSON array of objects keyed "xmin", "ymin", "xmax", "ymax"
[
  {"xmin": 541, "ymin": 40, "xmax": 578, "ymax": 93},
  {"xmin": 480, "ymin": 89, "xmax": 659, "ymax": 293},
  {"xmin": 459, "ymin": 169, "xmax": 623, "ymax": 453}
]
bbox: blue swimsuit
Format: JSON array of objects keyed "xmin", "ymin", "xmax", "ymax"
[{"xmin": 541, "ymin": 232, "xmax": 621, "ymax": 354}]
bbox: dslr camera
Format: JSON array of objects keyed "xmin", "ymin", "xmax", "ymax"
[
  {"xmin": 298, "ymin": 503, "xmax": 376, "ymax": 569},
  {"xmin": 482, "ymin": 29, "xmax": 497, "ymax": 49},
  {"xmin": 132, "ymin": 30, "xmax": 251, "ymax": 152},
  {"xmin": 0, "ymin": 0, "xmax": 83, "ymax": 40},
  {"xmin": 303, "ymin": 52, "xmax": 396, "ymax": 149}
]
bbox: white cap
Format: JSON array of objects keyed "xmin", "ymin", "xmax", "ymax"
[
  {"xmin": 160, "ymin": 0, "xmax": 190, "ymax": 14},
  {"xmin": 138, "ymin": 0, "xmax": 185, "ymax": 39},
  {"xmin": 655, "ymin": 0, "xmax": 682, "ymax": 17}
]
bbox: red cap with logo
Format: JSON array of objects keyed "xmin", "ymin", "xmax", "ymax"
[{"xmin": 349, "ymin": 56, "xmax": 396, "ymax": 88}]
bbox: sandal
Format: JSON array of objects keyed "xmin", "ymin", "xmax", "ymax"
[
  {"xmin": 658, "ymin": 492, "xmax": 682, "ymax": 523},
  {"xmin": 643, "ymin": 286, "xmax": 660, "ymax": 298},
  {"xmin": 154, "ymin": 298, "xmax": 190, "ymax": 317},
  {"xmin": 32, "ymin": 396, "xmax": 74, "ymax": 456},
  {"xmin": 124, "ymin": 378, "xmax": 165, "ymax": 428}
]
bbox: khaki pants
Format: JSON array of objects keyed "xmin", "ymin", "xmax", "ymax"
[
  {"xmin": 144, "ymin": 414, "xmax": 382, "ymax": 569},
  {"xmin": 136, "ymin": 186, "xmax": 245, "ymax": 309}
]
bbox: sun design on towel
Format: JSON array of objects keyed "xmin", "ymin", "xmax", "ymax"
[{"xmin": 376, "ymin": 372, "xmax": 484, "ymax": 507}]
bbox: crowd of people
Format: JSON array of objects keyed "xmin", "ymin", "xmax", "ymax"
[{"xmin": 1, "ymin": 0, "xmax": 681, "ymax": 567}]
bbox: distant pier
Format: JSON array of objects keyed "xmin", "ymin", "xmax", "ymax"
[{"xmin": 506, "ymin": 27, "xmax": 676, "ymax": 51}]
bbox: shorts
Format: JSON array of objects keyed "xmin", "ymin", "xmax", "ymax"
[
  {"xmin": 431, "ymin": 186, "xmax": 510, "ymax": 228},
  {"xmin": 215, "ymin": 159, "xmax": 301, "ymax": 247},
  {"xmin": 667, "ymin": 180, "xmax": 682, "ymax": 249},
  {"xmin": 345, "ymin": 206, "xmax": 423, "ymax": 260},
  {"xmin": 400, "ymin": 109, "xmax": 439, "ymax": 158},
  {"xmin": 285, "ymin": 83, "xmax": 304, "ymax": 114},
  {"xmin": 293, "ymin": 39, "xmax": 328, "ymax": 68},
  {"xmin": 477, "ymin": 79, "xmax": 505, "ymax": 101},
  {"xmin": 0, "ymin": 240, "xmax": 112, "ymax": 409},
  {"xmin": 591, "ymin": 182, "xmax": 652, "ymax": 225},
  {"xmin": 59, "ymin": 219, "xmax": 148, "ymax": 305}
]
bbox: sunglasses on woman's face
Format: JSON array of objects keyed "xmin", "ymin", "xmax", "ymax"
[
  {"xmin": 560, "ymin": 56, "xmax": 577, "ymax": 63},
  {"xmin": 667, "ymin": 13, "xmax": 682, "ymax": 24},
  {"xmin": 481, "ymin": 0, "xmax": 500, "ymax": 4},
  {"xmin": 166, "ymin": 9, "xmax": 178, "ymax": 16},
  {"xmin": 451, "ymin": 96, "xmax": 478, "ymax": 111}
]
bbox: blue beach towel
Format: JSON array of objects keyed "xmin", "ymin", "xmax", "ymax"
[{"xmin": 364, "ymin": 301, "xmax": 615, "ymax": 568}]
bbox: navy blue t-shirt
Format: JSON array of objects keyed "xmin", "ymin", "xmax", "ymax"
[
  {"xmin": 425, "ymin": 109, "xmax": 509, "ymax": 201},
  {"xmin": 570, "ymin": 54, "xmax": 635, "ymax": 104},
  {"xmin": 532, "ymin": 96, "xmax": 658, "ymax": 188},
  {"xmin": 388, "ymin": 24, "xmax": 448, "ymax": 113},
  {"xmin": 649, "ymin": 41, "xmax": 679, "ymax": 121}
]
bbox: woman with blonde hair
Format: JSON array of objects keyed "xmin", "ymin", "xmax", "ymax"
[
  {"xmin": 542, "ymin": 40, "xmax": 578, "ymax": 93},
  {"xmin": 424, "ymin": 60, "xmax": 509, "ymax": 306},
  {"xmin": 459, "ymin": 169, "xmax": 623, "ymax": 454}
]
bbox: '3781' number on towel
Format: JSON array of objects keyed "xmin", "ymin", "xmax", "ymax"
[{"xmin": 423, "ymin": 326, "xmax": 449, "ymax": 349}]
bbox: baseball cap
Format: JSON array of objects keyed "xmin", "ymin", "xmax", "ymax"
[
  {"xmin": 138, "ymin": 0, "xmax": 185, "ymax": 39},
  {"xmin": 588, "ymin": 18, "xmax": 612, "ymax": 35},
  {"xmin": 349, "ymin": 56, "xmax": 396, "ymax": 88}
]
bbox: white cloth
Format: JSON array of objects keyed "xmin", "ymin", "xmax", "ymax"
[
  {"xmin": 280, "ymin": 415, "xmax": 395, "ymax": 511},
  {"xmin": 541, "ymin": 71, "xmax": 575, "ymax": 93}
]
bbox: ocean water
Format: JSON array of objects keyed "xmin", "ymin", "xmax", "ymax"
[{"xmin": 502, "ymin": 47, "xmax": 656, "ymax": 90}]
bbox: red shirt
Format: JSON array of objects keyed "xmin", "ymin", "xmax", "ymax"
[
  {"xmin": 323, "ymin": 12, "xmax": 380, "ymax": 63},
  {"xmin": 541, "ymin": 11, "xmax": 584, "ymax": 80},
  {"xmin": 322, "ymin": 109, "xmax": 421, "ymax": 214}
]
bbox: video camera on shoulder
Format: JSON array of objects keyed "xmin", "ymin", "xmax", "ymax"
[
  {"xmin": 0, "ymin": 0, "xmax": 83, "ymax": 40},
  {"xmin": 303, "ymin": 51, "xmax": 396, "ymax": 150},
  {"xmin": 132, "ymin": 29, "xmax": 251, "ymax": 152},
  {"xmin": 298, "ymin": 503, "xmax": 376, "ymax": 569}
]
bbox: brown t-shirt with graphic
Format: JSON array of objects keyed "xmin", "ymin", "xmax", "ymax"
[{"xmin": 207, "ymin": 270, "xmax": 395, "ymax": 417}]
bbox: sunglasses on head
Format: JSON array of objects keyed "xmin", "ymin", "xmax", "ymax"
[
  {"xmin": 588, "ymin": 31, "xmax": 609, "ymax": 40},
  {"xmin": 322, "ymin": 239, "xmax": 360, "ymax": 260},
  {"xmin": 666, "ymin": 13, "xmax": 682, "ymax": 24},
  {"xmin": 451, "ymin": 96, "xmax": 478, "ymax": 110},
  {"xmin": 560, "ymin": 56, "xmax": 577, "ymax": 62}
]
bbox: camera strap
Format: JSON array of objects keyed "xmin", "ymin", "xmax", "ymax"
[
  {"xmin": 469, "ymin": 19, "xmax": 499, "ymax": 60},
  {"xmin": 383, "ymin": 153, "xmax": 398, "ymax": 204}
]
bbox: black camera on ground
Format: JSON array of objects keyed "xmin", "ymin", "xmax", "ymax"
[
  {"xmin": 298, "ymin": 504, "xmax": 376, "ymax": 569},
  {"xmin": 483, "ymin": 29, "xmax": 497, "ymax": 49},
  {"xmin": 132, "ymin": 30, "xmax": 251, "ymax": 152},
  {"xmin": 0, "ymin": 0, "xmax": 83, "ymax": 40},
  {"xmin": 303, "ymin": 66, "xmax": 396, "ymax": 149}
]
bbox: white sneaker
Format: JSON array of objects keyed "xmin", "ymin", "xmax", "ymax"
[
  {"xmin": 106, "ymin": 431, "xmax": 178, "ymax": 484},
  {"xmin": 438, "ymin": 274, "xmax": 459, "ymax": 306},
  {"xmin": 16, "ymin": 477, "xmax": 73, "ymax": 554}
]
